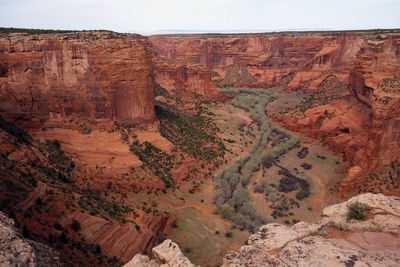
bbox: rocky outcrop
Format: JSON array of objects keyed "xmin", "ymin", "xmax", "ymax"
[
  {"xmin": 125, "ymin": 239, "xmax": 194, "ymax": 267},
  {"xmin": 0, "ymin": 32, "xmax": 156, "ymax": 124},
  {"xmin": 149, "ymin": 32, "xmax": 367, "ymax": 89},
  {"xmin": 0, "ymin": 115, "xmax": 170, "ymax": 265},
  {"xmin": 154, "ymin": 58, "xmax": 219, "ymax": 99},
  {"xmin": 223, "ymin": 193, "xmax": 400, "ymax": 266},
  {"xmin": 277, "ymin": 33, "xmax": 400, "ymax": 195},
  {"xmin": 0, "ymin": 211, "xmax": 60, "ymax": 266}
]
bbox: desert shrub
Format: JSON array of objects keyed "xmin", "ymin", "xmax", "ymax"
[
  {"xmin": 233, "ymin": 186, "xmax": 251, "ymax": 208},
  {"xmin": 297, "ymin": 147, "xmax": 309, "ymax": 159},
  {"xmin": 301, "ymin": 162, "xmax": 312, "ymax": 170},
  {"xmin": 36, "ymin": 197, "xmax": 42, "ymax": 205},
  {"xmin": 54, "ymin": 222, "xmax": 63, "ymax": 231},
  {"xmin": 95, "ymin": 245, "xmax": 101, "ymax": 254},
  {"xmin": 225, "ymin": 231, "xmax": 233, "ymax": 238},
  {"xmin": 253, "ymin": 183, "xmax": 264, "ymax": 193},
  {"xmin": 347, "ymin": 201, "xmax": 370, "ymax": 220},
  {"xmin": 61, "ymin": 232, "xmax": 68, "ymax": 243},
  {"xmin": 170, "ymin": 221, "xmax": 178, "ymax": 228},
  {"xmin": 151, "ymin": 200, "xmax": 157, "ymax": 207},
  {"xmin": 368, "ymin": 222, "xmax": 382, "ymax": 232},
  {"xmin": 71, "ymin": 219, "xmax": 81, "ymax": 231},
  {"xmin": 219, "ymin": 204, "xmax": 235, "ymax": 219},
  {"xmin": 296, "ymin": 190, "xmax": 309, "ymax": 200}
]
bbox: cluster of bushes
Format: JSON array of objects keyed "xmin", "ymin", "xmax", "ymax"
[
  {"xmin": 214, "ymin": 88, "xmax": 300, "ymax": 231},
  {"xmin": 277, "ymin": 167, "xmax": 310, "ymax": 200},
  {"xmin": 42, "ymin": 139, "xmax": 75, "ymax": 174},
  {"xmin": 129, "ymin": 140, "xmax": 175, "ymax": 188},
  {"xmin": 78, "ymin": 190, "xmax": 133, "ymax": 223},
  {"xmin": 297, "ymin": 147, "xmax": 309, "ymax": 159},
  {"xmin": 155, "ymin": 100, "xmax": 226, "ymax": 162}
]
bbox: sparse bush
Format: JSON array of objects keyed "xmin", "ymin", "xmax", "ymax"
[
  {"xmin": 71, "ymin": 219, "xmax": 81, "ymax": 231},
  {"xmin": 61, "ymin": 232, "xmax": 68, "ymax": 243},
  {"xmin": 368, "ymin": 222, "xmax": 382, "ymax": 232},
  {"xmin": 225, "ymin": 231, "xmax": 233, "ymax": 238},
  {"xmin": 347, "ymin": 201, "xmax": 370, "ymax": 220},
  {"xmin": 95, "ymin": 245, "xmax": 101, "ymax": 254},
  {"xmin": 54, "ymin": 222, "xmax": 63, "ymax": 231}
]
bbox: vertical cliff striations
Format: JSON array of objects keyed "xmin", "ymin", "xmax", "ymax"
[{"xmin": 0, "ymin": 32, "xmax": 156, "ymax": 124}]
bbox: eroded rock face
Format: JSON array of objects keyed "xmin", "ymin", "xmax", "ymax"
[
  {"xmin": 223, "ymin": 193, "xmax": 400, "ymax": 267},
  {"xmin": 277, "ymin": 33, "xmax": 400, "ymax": 195},
  {"xmin": 125, "ymin": 239, "xmax": 194, "ymax": 267},
  {"xmin": 154, "ymin": 58, "xmax": 219, "ymax": 99},
  {"xmin": 149, "ymin": 33, "xmax": 365, "ymax": 89},
  {"xmin": 0, "ymin": 211, "xmax": 60, "ymax": 266},
  {"xmin": 0, "ymin": 32, "xmax": 156, "ymax": 124}
]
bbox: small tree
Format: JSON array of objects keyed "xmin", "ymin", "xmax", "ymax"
[{"xmin": 71, "ymin": 219, "xmax": 81, "ymax": 231}]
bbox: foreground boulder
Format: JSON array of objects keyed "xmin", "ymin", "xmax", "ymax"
[
  {"xmin": 223, "ymin": 193, "xmax": 400, "ymax": 266},
  {"xmin": 124, "ymin": 239, "xmax": 194, "ymax": 267},
  {"xmin": 0, "ymin": 211, "xmax": 60, "ymax": 266}
]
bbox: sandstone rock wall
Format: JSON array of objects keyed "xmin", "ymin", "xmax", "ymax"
[
  {"xmin": 0, "ymin": 32, "xmax": 156, "ymax": 124},
  {"xmin": 154, "ymin": 58, "xmax": 219, "ymax": 99},
  {"xmin": 149, "ymin": 32, "xmax": 366, "ymax": 89}
]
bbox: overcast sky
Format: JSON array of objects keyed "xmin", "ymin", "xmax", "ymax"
[{"xmin": 0, "ymin": 0, "xmax": 399, "ymax": 34}]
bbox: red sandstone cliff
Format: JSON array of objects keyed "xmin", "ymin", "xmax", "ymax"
[
  {"xmin": 149, "ymin": 32, "xmax": 365, "ymax": 90},
  {"xmin": 0, "ymin": 32, "xmax": 156, "ymax": 124},
  {"xmin": 272, "ymin": 33, "xmax": 400, "ymax": 196},
  {"xmin": 0, "ymin": 31, "xmax": 170, "ymax": 265},
  {"xmin": 150, "ymin": 31, "xmax": 400, "ymax": 196},
  {"xmin": 153, "ymin": 58, "xmax": 219, "ymax": 99}
]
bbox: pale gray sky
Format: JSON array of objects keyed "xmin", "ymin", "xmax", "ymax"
[{"xmin": 0, "ymin": 0, "xmax": 399, "ymax": 33}]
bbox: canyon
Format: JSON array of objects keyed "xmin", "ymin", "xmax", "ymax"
[
  {"xmin": 0, "ymin": 28, "xmax": 399, "ymax": 266},
  {"xmin": 150, "ymin": 31, "xmax": 400, "ymax": 196}
]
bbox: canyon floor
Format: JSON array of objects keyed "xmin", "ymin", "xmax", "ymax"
[{"xmin": 126, "ymin": 87, "xmax": 347, "ymax": 266}]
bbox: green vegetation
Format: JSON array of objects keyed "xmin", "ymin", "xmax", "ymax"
[
  {"xmin": 155, "ymin": 100, "xmax": 226, "ymax": 161},
  {"xmin": 130, "ymin": 140, "xmax": 175, "ymax": 188},
  {"xmin": 154, "ymin": 83, "xmax": 172, "ymax": 98},
  {"xmin": 71, "ymin": 219, "xmax": 81, "ymax": 231},
  {"xmin": 77, "ymin": 190, "xmax": 133, "ymax": 223},
  {"xmin": 347, "ymin": 201, "xmax": 370, "ymax": 220},
  {"xmin": 42, "ymin": 139, "xmax": 75, "ymax": 174},
  {"xmin": 214, "ymin": 88, "xmax": 300, "ymax": 232},
  {"xmin": 368, "ymin": 222, "xmax": 382, "ymax": 232}
]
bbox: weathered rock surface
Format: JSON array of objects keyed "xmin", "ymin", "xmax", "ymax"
[
  {"xmin": 125, "ymin": 239, "xmax": 194, "ymax": 267},
  {"xmin": 154, "ymin": 58, "xmax": 219, "ymax": 99},
  {"xmin": 149, "ymin": 32, "xmax": 366, "ymax": 89},
  {"xmin": 0, "ymin": 32, "xmax": 156, "ymax": 124},
  {"xmin": 0, "ymin": 116, "xmax": 170, "ymax": 265},
  {"xmin": 0, "ymin": 211, "xmax": 60, "ymax": 266},
  {"xmin": 223, "ymin": 193, "xmax": 400, "ymax": 267},
  {"xmin": 277, "ymin": 33, "xmax": 400, "ymax": 195}
]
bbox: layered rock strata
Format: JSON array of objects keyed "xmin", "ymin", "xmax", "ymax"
[{"xmin": 0, "ymin": 31, "xmax": 156, "ymax": 124}]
